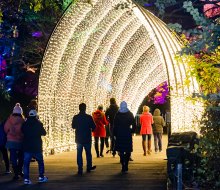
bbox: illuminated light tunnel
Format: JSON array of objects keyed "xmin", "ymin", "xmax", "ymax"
[{"xmin": 38, "ymin": 0, "xmax": 203, "ymax": 154}]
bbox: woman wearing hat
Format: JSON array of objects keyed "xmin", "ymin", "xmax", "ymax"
[{"xmin": 4, "ymin": 103, "xmax": 25, "ymax": 180}]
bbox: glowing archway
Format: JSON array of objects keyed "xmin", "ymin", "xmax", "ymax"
[{"xmin": 38, "ymin": 0, "xmax": 202, "ymax": 154}]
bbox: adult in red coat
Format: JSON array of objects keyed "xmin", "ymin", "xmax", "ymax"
[
  {"xmin": 92, "ymin": 105, "xmax": 108, "ymax": 157},
  {"xmin": 140, "ymin": 106, "xmax": 154, "ymax": 156}
]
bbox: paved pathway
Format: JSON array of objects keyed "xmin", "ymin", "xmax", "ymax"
[{"xmin": 0, "ymin": 135, "xmax": 168, "ymax": 190}]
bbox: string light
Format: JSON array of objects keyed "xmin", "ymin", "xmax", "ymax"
[{"xmin": 39, "ymin": 0, "xmax": 204, "ymax": 154}]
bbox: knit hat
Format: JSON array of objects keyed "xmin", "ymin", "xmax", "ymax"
[
  {"xmin": 119, "ymin": 101, "xmax": 129, "ymax": 113},
  {"xmin": 13, "ymin": 103, "xmax": 23, "ymax": 114},
  {"xmin": 29, "ymin": 109, "xmax": 37, "ymax": 117}
]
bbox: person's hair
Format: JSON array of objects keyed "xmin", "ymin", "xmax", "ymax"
[
  {"xmin": 143, "ymin": 105, "xmax": 149, "ymax": 112},
  {"xmin": 97, "ymin": 105, "xmax": 103, "ymax": 111},
  {"xmin": 79, "ymin": 103, "xmax": 86, "ymax": 112},
  {"xmin": 110, "ymin": 98, "xmax": 116, "ymax": 105}
]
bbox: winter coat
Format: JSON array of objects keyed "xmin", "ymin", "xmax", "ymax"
[
  {"xmin": 105, "ymin": 104, "xmax": 119, "ymax": 127},
  {"xmin": 72, "ymin": 111, "xmax": 96, "ymax": 144},
  {"xmin": 140, "ymin": 112, "xmax": 153, "ymax": 135},
  {"xmin": 4, "ymin": 114, "xmax": 25, "ymax": 143},
  {"xmin": 113, "ymin": 111, "xmax": 136, "ymax": 153},
  {"xmin": 153, "ymin": 109, "xmax": 165, "ymax": 133},
  {"xmin": 92, "ymin": 110, "xmax": 108, "ymax": 137},
  {"xmin": 22, "ymin": 117, "xmax": 46, "ymax": 153}
]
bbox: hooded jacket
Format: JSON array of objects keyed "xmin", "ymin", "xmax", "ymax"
[
  {"xmin": 92, "ymin": 110, "xmax": 108, "ymax": 137},
  {"xmin": 153, "ymin": 109, "xmax": 165, "ymax": 133},
  {"xmin": 113, "ymin": 110, "xmax": 136, "ymax": 153}
]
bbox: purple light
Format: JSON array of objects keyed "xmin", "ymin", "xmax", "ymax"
[
  {"xmin": 154, "ymin": 81, "xmax": 169, "ymax": 104},
  {"xmin": 144, "ymin": 3, "xmax": 153, "ymax": 7},
  {"xmin": 32, "ymin": 31, "xmax": 43, "ymax": 38}
]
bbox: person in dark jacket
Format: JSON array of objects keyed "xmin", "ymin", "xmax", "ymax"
[
  {"xmin": 72, "ymin": 103, "xmax": 96, "ymax": 175},
  {"xmin": 0, "ymin": 119, "xmax": 11, "ymax": 174},
  {"xmin": 105, "ymin": 98, "xmax": 119, "ymax": 156},
  {"xmin": 113, "ymin": 101, "xmax": 136, "ymax": 173},
  {"xmin": 22, "ymin": 110, "xmax": 48, "ymax": 184}
]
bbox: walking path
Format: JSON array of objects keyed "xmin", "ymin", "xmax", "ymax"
[{"xmin": 0, "ymin": 135, "xmax": 168, "ymax": 190}]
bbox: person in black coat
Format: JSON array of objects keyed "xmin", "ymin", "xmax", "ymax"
[
  {"xmin": 21, "ymin": 110, "xmax": 48, "ymax": 184},
  {"xmin": 105, "ymin": 98, "xmax": 119, "ymax": 156},
  {"xmin": 113, "ymin": 101, "xmax": 136, "ymax": 173},
  {"xmin": 72, "ymin": 103, "xmax": 96, "ymax": 175}
]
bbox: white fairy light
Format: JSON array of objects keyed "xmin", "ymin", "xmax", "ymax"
[{"xmin": 38, "ymin": 0, "xmax": 204, "ymax": 154}]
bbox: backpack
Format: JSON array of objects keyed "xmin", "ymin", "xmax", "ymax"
[{"xmin": 0, "ymin": 120, "xmax": 7, "ymax": 146}]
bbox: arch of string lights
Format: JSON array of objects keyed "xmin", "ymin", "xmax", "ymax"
[{"xmin": 38, "ymin": 0, "xmax": 203, "ymax": 154}]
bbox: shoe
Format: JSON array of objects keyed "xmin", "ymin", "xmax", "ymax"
[
  {"xmin": 5, "ymin": 170, "xmax": 12, "ymax": 174},
  {"xmin": 159, "ymin": 150, "xmax": 162, "ymax": 153},
  {"xmin": 112, "ymin": 152, "xmax": 116, "ymax": 157},
  {"xmin": 87, "ymin": 165, "xmax": 96, "ymax": 173},
  {"xmin": 38, "ymin": 176, "xmax": 48, "ymax": 183},
  {"xmin": 106, "ymin": 150, "xmax": 110, "ymax": 154},
  {"xmin": 77, "ymin": 171, "xmax": 83, "ymax": 176},
  {"xmin": 13, "ymin": 175, "xmax": 19, "ymax": 180},
  {"xmin": 24, "ymin": 179, "xmax": 32, "ymax": 185},
  {"xmin": 129, "ymin": 157, "xmax": 134, "ymax": 161},
  {"xmin": 19, "ymin": 172, "xmax": 24, "ymax": 177},
  {"xmin": 100, "ymin": 154, "xmax": 104, "ymax": 157}
]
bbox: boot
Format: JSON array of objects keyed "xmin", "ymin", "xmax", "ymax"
[
  {"xmin": 147, "ymin": 140, "xmax": 152, "ymax": 155},
  {"xmin": 100, "ymin": 142, "xmax": 104, "ymax": 157},
  {"xmin": 142, "ymin": 141, "xmax": 147, "ymax": 156},
  {"xmin": 95, "ymin": 142, "xmax": 99, "ymax": 157}
]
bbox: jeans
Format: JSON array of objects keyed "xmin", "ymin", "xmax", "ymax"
[
  {"xmin": 24, "ymin": 152, "xmax": 45, "ymax": 179},
  {"xmin": 77, "ymin": 143, "xmax": 92, "ymax": 172},
  {"xmin": 9, "ymin": 148, "xmax": 23, "ymax": 175},
  {"xmin": 153, "ymin": 133, "xmax": 162, "ymax": 152}
]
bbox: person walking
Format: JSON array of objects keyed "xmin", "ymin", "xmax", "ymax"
[
  {"xmin": 104, "ymin": 123, "xmax": 110, "ymax": 154},
  {"xmin": 113, "ymin": 101, "xmax": 136, "ymax": 173},
  {"xmin": 0, "ymin": 119, "xmax": 11, "ymax": 174},
  {"xmin": 140, "ymin": 106, "xmax": 154, "ymax": 156},
  {"xmin": 4, "ymin": 103, "xmax": 25, "ymax": 180},
  {"xmin": 92, "ymin": 105, "xmax": 108, "ymax": 158},
  {"xmin": 105, "ymin": 98, "xmax": 119, "ymax": 157},
  {"xmin": 153, "ymin": 108, "xmax": 165, "ymax": 153},
  {"xmin": 72, "ymin": 103, "xmax": 97, "ymax": 175},
  {"xmin": 22, "ymin": 109, "xmax": 48, "ymax": 184}
]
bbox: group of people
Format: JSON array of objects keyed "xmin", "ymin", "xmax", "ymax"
[
  {"xmin": 140, "ymin": 106, "xmax": 165, "ymax": 156},
  {"xmin": 0, "ymin": 100, "xmax": 48, "ymax": 185},
  {"xmin": 72, "ymin": 98, "xmax": 166, "ymax": 175},
  {"xmin": 72, "ymin": 98, "xmax": 136, "ymax": 174},
  {"xmin": 0, "ymin": 97, "xmax": 166, "ymax": 184}
]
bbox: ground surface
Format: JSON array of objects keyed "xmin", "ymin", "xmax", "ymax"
[{"xmin": 0, "ymin": 135, "xmax": 168, "ymax": 190}]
